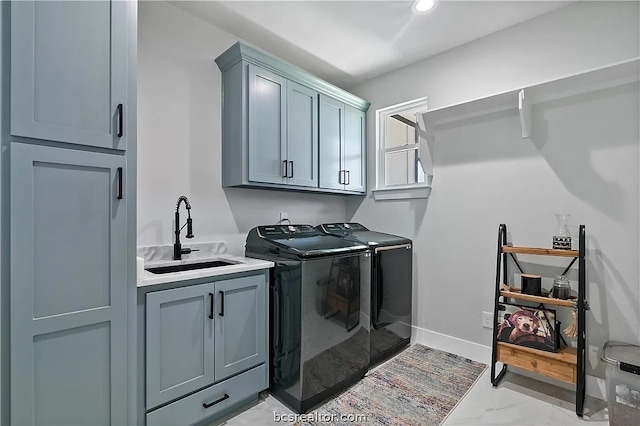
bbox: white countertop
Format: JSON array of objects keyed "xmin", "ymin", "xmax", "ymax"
[{"xmin": 137, "ymin": 254, "xmax": 274, "ymax": 288}]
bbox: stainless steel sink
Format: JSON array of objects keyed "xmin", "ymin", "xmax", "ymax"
[{"xmin": 145, "ymin": 260, "xmax": 236, "ymax": 275}]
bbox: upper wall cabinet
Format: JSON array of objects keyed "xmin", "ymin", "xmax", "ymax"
[
  {"xmin": 286, "ymin": 80, "xmax": 319, "ymax": 188},
  {"xmin": 216, "ymin": 42, "xmax": 369, "ymax": 195},
  {"xmin": 319, "ymin": 95, "xmax": 366, "ymax": 193},
  {"xmin": 11, "ymin": 0, "xmax": 127, "ymax": 150},
  {"xmin": 246, "ymin": 65, "xmax": 318, "ymax": 187}
]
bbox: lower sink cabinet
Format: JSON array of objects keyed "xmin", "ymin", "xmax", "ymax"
[
  {"xmin": 146, "ymin": 364, "xmax": 267, "ymax": 426},
  {"xmin": 144, "ymin": 273, "xmax": 268, "ymax": 424}
]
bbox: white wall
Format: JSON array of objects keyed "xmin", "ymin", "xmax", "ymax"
[
  {"xmin": 137, "ymin": 1, "xmax": 347, "ymax": 255},
  {"xmin": 349, "ymin": 0, "xmax": 640, "ymax": 376}
]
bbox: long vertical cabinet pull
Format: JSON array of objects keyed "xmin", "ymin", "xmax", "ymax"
[
  {"xmin": 282, "ymin": 160, "xmax": 288, "ymax": 178},
  {"xmin": 345, "ymin": 170, "xmax": 350, "ymax": 186},
  {"xmin": 116, "ymin": 104, "xmax": 124, "ymax": 138},
  {"xmin": 288, "ymin": 161, "xmax": 293, "ymax": 178},
  {"xmin": 209, "ymin": 293, "xmax": 214, "ymax": 320},
  {"xmin": 338, "ymin": 170, "xmax": 343, "ymax": 185},
  {"xmin": 117, "ymin": 167, "xmax": 123, "ymax": 199},
  {"xmin": 273, "ymin": 284, "xmax": 281, "ymax": 353},
  {"xmin": 219, "ymin": 291, "xmax": 225, "ymax": 316}
]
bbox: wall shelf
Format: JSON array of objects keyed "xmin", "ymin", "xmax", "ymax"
[{"xmin": 426, "ymin": 58, "xmax": 640, "ymax": 139}]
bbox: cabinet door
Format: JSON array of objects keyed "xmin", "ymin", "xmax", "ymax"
[
  {"xmin": 343, "ymin": 106, "xmax": 366, "ymax": 193},
  {"xmin": 286, "ymin": 81, "xmax": 318, "ymax": 188},
  {"xmin": 214, "ymin": 275, "xmax": 267, "ymax": 381},
  {"xmin": 11, "ymin": 0, "xmax": 127, "ymax": 150},
  {"xmin": 319, "ymin": 94, "xmax": 344, "ymax": 190},
  {"xmin": 10, "ymin": 143, "xmax": 127, "ymax": 425},
  {"xmin": 248, "ymin": 64, "xmax": 287, "ymax": 185},
  {"xmin": 146, "ymin": 283, "xmax": 215, "ymax": 409}
]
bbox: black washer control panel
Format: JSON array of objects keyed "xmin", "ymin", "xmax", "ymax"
[
  {"xmin": 321, "ymin": 223, "xmax": 368, "ymax": 233},
  {"xmin": 257, "ymin": 224, "xmax": 321, "ymax": 239}
]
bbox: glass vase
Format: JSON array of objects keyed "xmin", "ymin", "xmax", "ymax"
[{"xmin": 552, "ymin": 213, "xmax": 572, "ymax": 250}]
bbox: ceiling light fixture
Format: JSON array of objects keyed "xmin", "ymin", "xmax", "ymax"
[{"xmin": 411, "ymin": 0, "xmax": 437, "ymax": 14}]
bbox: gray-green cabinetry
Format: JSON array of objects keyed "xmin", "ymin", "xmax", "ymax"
[
  {"xmin": 144, "ymin": 274, "xmax": 267, "ymax": 426},
  {"xmin": 146, "ymin": 284, "xmax": 215, "ymax": 410},
  {"xmin": 247, "ymin": 65, "xmax": 287, "ymax": 185},
  {"xmin": 216, "ymin": 42, "xmax": 368, "ymax": 194},
  {"xmin": 285, "ymin": 80, "xmax": 319, "ymax": 188},
  {"xmin": 10, "ymin": 0, "xmax": 127, "ymax": 150},
  {"xmin": 10, "ymin": 144, "xmax": 128, "ymax": 425},
  {"xmin": 226, "ymin": 62, "xmax": 319, "ymax": 189},
  {"xmin": 6, "ymin": 0, "xmax": 137, "ymax": 424},
  {"xmin": 319, "ymin": 95, "xmax": 366, "ymax": 193},
  {"xmin": 214, "ymin": 275, "xmax": 266, "ymax": 379}
]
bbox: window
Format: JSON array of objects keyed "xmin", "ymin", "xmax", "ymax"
[{"xmin": 374, "ymin": 97, "xmax": 433, "ymax": 200}]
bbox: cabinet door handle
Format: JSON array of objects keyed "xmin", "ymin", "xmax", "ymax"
[
  {"xmin": 288, "ymin": 161, "xmax": 293, "ymax": 178},
  {"xmin": 117, "ymin": 167, "xmax": 123, "ymax": 199},
  {"xmin": 282, "ymin": 160, "xmax": 288, "ymax": 178},
  {"xmin": 273, "ymin": 285, "xmax": 281, "ymax": 351},
  {"xmin": 219, "ymin": 291, "xmax": 224, "ymax": 316},
  {"xmin": 208, "ymin": 293, "xmax": 214, "ymax": 319},
  {"xmin": 346, "ymin": 170, "xmax": 350, "ymax": 186},
  {"xmin": 202, "ymin": 393, "xmax": 229, "ymax": 409},
  {"xmin": 338, "ymin": 170, "xmax": 343, "ymax": 185},
  {"xmin": 116, "ymin": 104, "xmax": 124, "ymax": 138}
]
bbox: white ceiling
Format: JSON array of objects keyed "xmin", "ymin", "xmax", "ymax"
[{"xmin": 171, "ymin": 0, "xmax": 574, "ymax": 88}]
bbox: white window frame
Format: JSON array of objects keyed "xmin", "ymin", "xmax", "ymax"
[{"xmin": 373, "ymin": 97, "xmax": 433, "ymax": 200}]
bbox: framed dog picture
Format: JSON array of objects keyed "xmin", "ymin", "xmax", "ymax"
[{"xmin": 497, "ymin": 304, "xmax": 558, "ymax": 352}]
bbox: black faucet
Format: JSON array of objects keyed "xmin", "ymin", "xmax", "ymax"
[{"xmin": 173, "ymin": 195, "xmax": 197, "ymax": 260}]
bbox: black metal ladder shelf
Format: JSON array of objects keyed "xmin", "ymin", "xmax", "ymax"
[{"xmin": 490, "ymin": 224, "xmax": 588, "ymax": 417}]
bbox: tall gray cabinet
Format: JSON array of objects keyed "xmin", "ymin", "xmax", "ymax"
[
  {"xmin": 10, "ymin": 0, "xmax": 128, "ymax": 150},
  {"xmin": 4, "ymin": 1, "xmax": 137, "ymax": 424},
  {"xmin": 10, "ymin": 145, "xmax": 128, "ymax": 425},
  {"xmin": 216, "ymin": 42, "xmax": 369, "ymax": 195}
]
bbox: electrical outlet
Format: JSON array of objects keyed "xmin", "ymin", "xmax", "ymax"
[
  {"xmin": 482, "ymin": 311, "xmax": 494, "ymax": 328},
  {"xmin": 279, "ymin": 212, "xmax": 288, "ymax": 222}
]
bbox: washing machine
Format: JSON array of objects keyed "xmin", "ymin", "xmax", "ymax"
[
  {"xmin": 245, "ymin": 224, "xmax": 371, "ymax": 413},
  {"xmin": 317, "ymin": 223, "xmax": 412, "ymax": 365}
]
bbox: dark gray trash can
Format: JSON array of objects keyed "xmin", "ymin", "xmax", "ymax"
[{"xmin": 601, "ymin": 341, "xmax": 640, "ymax": 426}]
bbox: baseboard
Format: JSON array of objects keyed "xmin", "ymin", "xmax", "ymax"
[
  {"xmin": 411, "ymin": 325, "xmax": 606, "ymax": 401},
  {"xmin": 411, "ymin": 325, "xmax": 491, "ymax": 365}
]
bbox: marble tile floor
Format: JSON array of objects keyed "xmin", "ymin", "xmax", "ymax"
[
  {"xmin": 442, "ymin": 369, "xmax": 608, "ymax": 425},
  {"xmin": 214, "ymin": 367, "xmax": 609, "ymax": 426},
  {"xmin": 211, "ymin": 391, "xmax": 295, "ymax": 426}
]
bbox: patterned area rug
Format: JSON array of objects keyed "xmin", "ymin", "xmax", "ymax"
[{"xmin": 298, "ymin": 344, "xmax": 486, "ymax": 426}]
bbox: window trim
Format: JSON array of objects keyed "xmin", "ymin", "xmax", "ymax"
[{"xmin": 375, "ymin": 97, "xmax": 433, "ymax": 200}]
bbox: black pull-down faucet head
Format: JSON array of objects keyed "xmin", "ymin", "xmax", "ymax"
[{"xmin": 186, "ymin": 216, "xmax": 194, "ymax": 239}]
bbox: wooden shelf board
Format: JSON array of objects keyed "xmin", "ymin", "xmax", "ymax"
[
  {"xmin": 497, "ymin": 342, "xmax": 577, "ymax": 365},
  {"xmin": 497, "ymin": 342, "xmax": 577, "ymax": 384},
  {"xmin": 502, "ymin": 246, "xmax": 578, "ymax": 257},
  {"xmin": 500, "ymin": 289, "xmax": 576, "ymax": 308}
]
